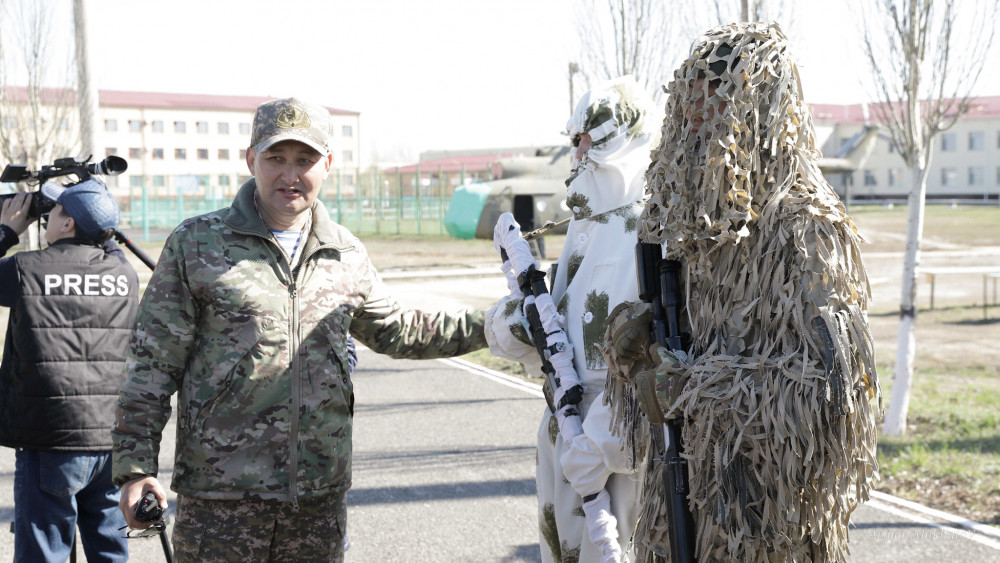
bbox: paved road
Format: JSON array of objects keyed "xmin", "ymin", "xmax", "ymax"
[{"xmin": 1, "ymin": 348, "xmax": 998, "ymax": 561}]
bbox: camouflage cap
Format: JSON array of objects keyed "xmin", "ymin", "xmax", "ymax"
[{"xmin": 250, "ymin": 98, "xmax": 331, "ymax": 154}]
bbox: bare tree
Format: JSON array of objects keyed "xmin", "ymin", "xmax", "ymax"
[
  {"xmin": 573, "ymin": 0, "xmax": 687, "ymax": 103},
  {"xmin": 709, "ymin": 0, "xmax": 794, "ymax": 22},
  {"xmin": 572, "ymin": 0, "xmax": 800, "ymax": 108},
  {"xmin": 0, "ymin": 1, "xmax": 77, "ymax": 170},
  {"xmin": 0, "ymin": 0, "xmax": 78, "ymax": 249},
  {"xmin": 856, "ymin": 0, "xmax": 998, "ymax": 435}
]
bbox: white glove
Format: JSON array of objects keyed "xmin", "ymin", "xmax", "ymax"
[
  {"xmin": 582, "ymin": 489, "xmax": 623, "ymax": 563},
  {"xmin": 493, "ymin": 212, "xmax": 537, "ymax": 276}
]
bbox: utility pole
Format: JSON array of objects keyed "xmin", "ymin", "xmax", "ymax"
[
  {"xmin": 568, "ymin": 62, "xmax": 580, "ymax": 115},
  {"xmin": 74, "ymin": 0, "xmax": 99, "ymax": 159}
]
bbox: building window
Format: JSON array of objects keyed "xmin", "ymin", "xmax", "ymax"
[
  {"xmin": 129, "ymin": 176, "xmax": 143, "ymax": 188},
  {"xmin": 969, "ymin": 131, "xmax": 985, "ymax": 150},
  {"xmin": 342, "ymin": 150, "xmax": 353, "ymax": 163},
  {"xmin": 219, "ymin": 174, "xmax": 231, "ymax": 186},
  {"xmin": 175, "ymin": 148, "xmax": 187, "ymax": 160},
  {"xmin": 238, "ymin": 174, "xmax": 252, "ymax": 185},
  {"xmin": 105, "ymin": 147, "xmax": 118, "ymax": 157},
  {"xmin": 342, "ymin": 125, "xmax": 353, "ymax": 137},
  {"xmin": 129, "ymin": 120, "xmax": 143, "ymax": 132},
  {"xmin": 218, "ymin": 122, "xmax": 229, "ymax": 134},
  {"xmin": 197, "ymin": 148, "xmax": 209, "ymax": 160},
  {"xmin": 941, "ymin": 167, "xmax": 957, "ymax": 186},
  {"xmin": 239, "ymin": 149, "xmax": 247, "ymax": 160},
  {"xmin": 196, "ymin": 121, "xmax": 209, "ymax": 134},
  {"xmin": 218, "ymin": 149, "xmax": 230, "ymax": 160},
  {"xmin": 129, "ymin": 147, "xmax": 142, "ymax": 159},
  {"xmin": 153, "ymin": 175, "xmax": 166, "ymax": 187},
  {"xmin": 940, "ymin": 133, "xmax": 956, "ymax": 152},
  {"xmin": 151, "ymin": 148, "xmax": 164, "ymax": 160},
  {"xmin": 151, "ymin": 120, "xmax": 164, "ymax": 133},
  {"xmin": 888, "ymin": 168, "xmax": 904, "ymax": 187},
  {"xmin": 57, "ymin": 117, "xmax": 69, "ymax": 131},
  {"xmin": 174, "ymin": 121, "xmax": 186, "ymax": 134},
  {"xmin": 104, "ymin": 119, "xmax": 117, "ymax": 132},
  {"xmin": 969, "ymin": 167, "xmax": 985, "ymax": 186},
  {"xmin": 1, "ymin": 116, "xmax": 16, "ymax": 128},
  {"xmin": 239, "ymin": 122, "xmax": 251, "ymax": 135},
  {"xmin": 863, "ymin": 170, "xmax": 877, "ymax": 186},
  {"xmin": 343, "ymin": 174, "xmax": 355, "ymax": 186}
]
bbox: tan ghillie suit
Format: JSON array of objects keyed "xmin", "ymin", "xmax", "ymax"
[{"xmin": 605, "ymin": 22, "xmax": 882, "ymax": 562}]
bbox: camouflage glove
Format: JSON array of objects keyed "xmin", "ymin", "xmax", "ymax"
[
  {"xmin": 634, "ymin": 345, "xmax": 687, "ymax": 423},
  {"xmin": 607, "ymin": 301, "xmax": 653, "ymax": 362}
]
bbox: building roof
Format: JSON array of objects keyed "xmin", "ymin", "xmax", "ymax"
[
  {"xmin": 99, "ymin": 90, "xmax": 358, "ymax": 115},
  {"xmin": 385, "ymin": 153, "xmax": 516, "ymax": 175},
  {"xmin": 810, "ymin": 95, "xmax": 1000, "ymax": 125},
  {"xmin": 0, "ymin": 86, "xmax": 359, "ymax": 115}
]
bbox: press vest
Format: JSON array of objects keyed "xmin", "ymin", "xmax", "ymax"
[{"xmin": 0, "ymin": 239, "xmax": 138, "ymax": 450}]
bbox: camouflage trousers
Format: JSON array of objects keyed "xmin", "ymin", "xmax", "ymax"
[{"xmin": 171, "ymin": 492, "xmax": 347, "ymax": 563}]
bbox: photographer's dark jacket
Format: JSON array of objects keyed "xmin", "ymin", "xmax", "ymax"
[{"xmin": 0, "ymin": 235, "xmax": 139, "ymax": 451}]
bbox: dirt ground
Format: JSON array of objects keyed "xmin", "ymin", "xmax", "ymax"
[{"xmin": 363, "ymin": 230, "xmax": 1000, "ymax": 372}]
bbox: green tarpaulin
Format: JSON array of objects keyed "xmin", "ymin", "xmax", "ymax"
[{"xmin": 444, "ymin": 183, "xmax": 492, "ymax": 239}]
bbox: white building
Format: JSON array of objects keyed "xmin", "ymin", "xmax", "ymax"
[
  {"xmin": 0, "ymin": 88, "xmax": 360, "ymax": 198},
  {"xmin": 811, "ymin": 96, "xmax": 1000, "ymax": 201},
  {"xmin": 96, "ymin": 90, "xmax": 361, "ymax": 199}
]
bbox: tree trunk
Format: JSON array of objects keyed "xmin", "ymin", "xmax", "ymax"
[{"xmin": 883, "ymin": 161, "xmax": 929, "ymax": 435}]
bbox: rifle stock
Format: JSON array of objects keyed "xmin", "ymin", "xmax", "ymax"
[{"xmin": 636, "ymin": 242, "xmax": 697, "ymax": 563}]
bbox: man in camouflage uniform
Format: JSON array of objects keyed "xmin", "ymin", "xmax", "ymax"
[{"xmin": 112, "ymin": 98, "xmax": 486, "ymax": 562}]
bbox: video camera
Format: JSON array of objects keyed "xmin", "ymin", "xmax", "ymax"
[
  {"xmin": 0, "ymin": 155, "xmax": 128, "ymax": 218},
  {"xmin": 0, "ymin": 154, "xmax": 155, "ymax": 271}
]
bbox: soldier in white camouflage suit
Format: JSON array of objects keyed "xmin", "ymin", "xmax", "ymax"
[
  {"xmin": 112, "ymin": 98, "xmax": 486, "ymax": 562},
  {"xmin": 486, "ymin": 76, "xmax": 660, "ymax": 562}
]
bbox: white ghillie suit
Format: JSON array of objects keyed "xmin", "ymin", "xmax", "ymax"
[
  {"xmin": 608, "ymin": 22, "xmax": 882, "ymax": 562},
  {"xmin": 486, "ymin": 76, "xmax": 659, "ymax": 562}
]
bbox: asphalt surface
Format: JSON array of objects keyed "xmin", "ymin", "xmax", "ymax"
[{"xmin": 1, "ymin": 348, "xmax": 998, "ymax": 561}]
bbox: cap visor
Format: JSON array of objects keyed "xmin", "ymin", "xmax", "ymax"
[
  {"xmin": 254, "ymin": 134, "xmax": 328, "ymax": 155},
  {"xmin": 40, "ymin": 181, "xmax": 67, "ymax": 203}
]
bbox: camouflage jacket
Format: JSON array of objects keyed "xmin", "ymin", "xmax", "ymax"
[{"xmin": 112, "ymin": 179, "xmax": 485, "ymax": 501}]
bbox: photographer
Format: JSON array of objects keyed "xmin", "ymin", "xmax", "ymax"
[{"xmin": 0, "ymin": 179, "xmax": 139, "ymax": 562}]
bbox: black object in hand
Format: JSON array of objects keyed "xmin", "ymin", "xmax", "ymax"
[{"xmin": 135, "ymin": 491, "xmax": 163, "ymax": 522}]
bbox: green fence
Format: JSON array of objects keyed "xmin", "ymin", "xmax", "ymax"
[{"xmin": 118, "ymin": 166, "xmax": 485, "ymax": 241}]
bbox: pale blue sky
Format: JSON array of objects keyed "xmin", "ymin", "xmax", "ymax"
[{"xmin": 4, "ymin": 0, "xmax": 1000, "ymax": 166}]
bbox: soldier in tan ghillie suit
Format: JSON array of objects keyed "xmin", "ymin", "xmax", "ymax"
[{"xmin": 604, "ymin": 22, "xmax": 882, "ymax": 562}]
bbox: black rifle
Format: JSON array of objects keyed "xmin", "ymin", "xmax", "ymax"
[
  {"xmin": 499, "ymin": 224, "xmax": 583, "ymax": 413},
  {"xmin": 636, "ymin": 242, "xmax": 696, "ymax": 563}
]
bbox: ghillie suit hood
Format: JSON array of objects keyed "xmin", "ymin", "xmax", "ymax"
[{"xmin": 612, "ymin": 22, "xmax": 882, "ymax": 562}]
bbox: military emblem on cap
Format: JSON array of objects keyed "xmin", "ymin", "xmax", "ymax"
[
  {"xmin": 275, "ymin": 106, "xmax": 311, "ymax": 130},
  {"xmin": 251, "ymin": 97, "xmax": 331, "ymax": 154}
]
